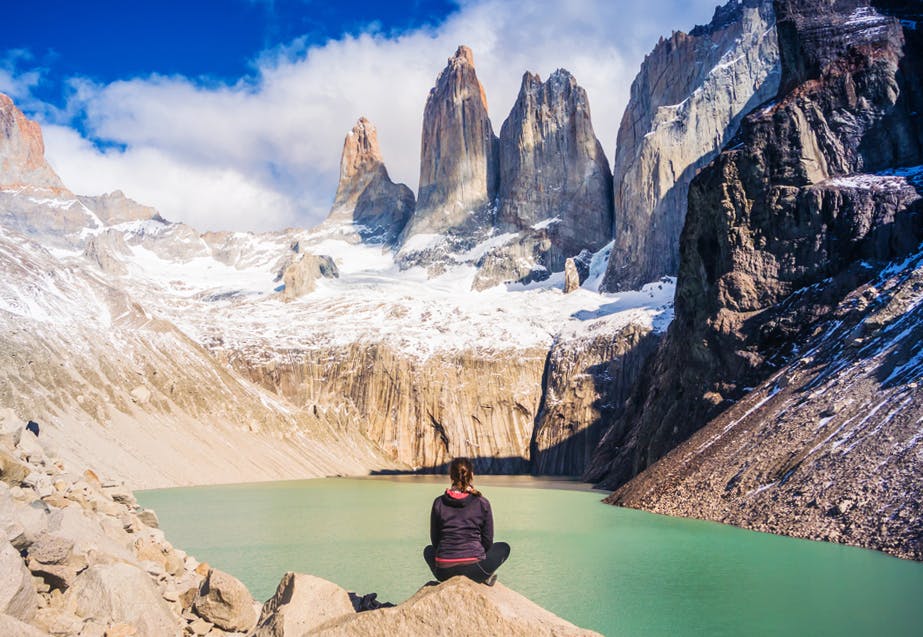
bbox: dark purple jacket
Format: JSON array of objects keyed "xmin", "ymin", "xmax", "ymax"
[{"xmin": 430, "ymin": 490, "xmax": 493, "ymax": 561}]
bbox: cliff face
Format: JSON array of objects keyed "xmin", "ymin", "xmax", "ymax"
[
  {"xmin": 602, "ymin": 0, "xmax": 780, "ymax": 292},
  {"xmin": 400, "ymin": 46, "xmax": 499, "ymax": 246},
  {"xmin": 588, "ymin": 0, "xmax": 923, "ymax": 500},
  {"xmin": 0, "ymin": 93, "xmax": 65, "ymax": 191},
  {"xmin": 324, "ymin": 118, "xmax": 415, "ymax": 244},
  {"xmin": 531, "ymin": 323, "xmax": 660, "ymax": 475},
  {"xmin": 481, "ymin": 70, "xmax": 611, "ymax": 283},
  {"xmin": 227, "ymin": 343, "xmax": 547, "ymax": 473},
  {"xmin": 609, "ymin": 244, "xmax": 923, "ymax": 560}
]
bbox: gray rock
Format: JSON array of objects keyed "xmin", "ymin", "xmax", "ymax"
[
  {"xmin": 400, "ymin": 45, "xmax": 499, "ymax": 244},
  {"xmin": 4, "ymin": 499, "xmax": 50, "ymax": 551},
  {"xmin": 312, "ymin": 577, "xmax": 600, "ymax": 636},
  {"xmin": 496, "ymin": 69, "xmax": 612, "ymax": 275},
  {"xmin": 602, "ymin": 0, "xmax": 780, "ymax": 292},
  {"xmin": 0, "ymin": 539, "xmax": 38, "ymax": 621},
  {"xmin": 193, "ymin": 568, "xmax": 258, "ymax": 633},
  {"xmin": 46, "ymin": 506, "xmax": 134, "ymax": 564},
  {"xmin": 322, "ymin": 118, "xmax": 415, "ymax": 244},
  {"xmin": 0, "ymin": 613, "xmax": 48, "ymax": 637},
  {"xmin": 27, "ymin": 532, "xmax": 74, "ymax": 565},
  {"xmin": 136, "ymin": 509, "xmax": 159, "ymax": 529},
  {"xmin": 252, "ymin": 572, "xmax": 355, "ymax": 637},
  {"xmin": 563, "ymin": 259, "xmax": 581, "ymax": 294},
  {"xmin": 281, "ymin": 254, "xmax": 339, "ymax": 300},
  {"xmin": 66, "ymin": 563, "xmax": 180, "ymax": 637}
]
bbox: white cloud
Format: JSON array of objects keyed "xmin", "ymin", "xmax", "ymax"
[{"xmin": 35, "ymin": 0, "xmax": 721, "ymax": 232}]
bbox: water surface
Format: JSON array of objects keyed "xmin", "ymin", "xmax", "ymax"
[{"xmin": 137, "ymin": 477, "xmax": 923, "ymax": 636}]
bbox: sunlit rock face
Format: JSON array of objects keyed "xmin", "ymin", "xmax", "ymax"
[
  {"xmin": 602, "ymin": 0, "xmax": 780, "ymax": 292},
  {"xmin": 0, "ymin": 93, "xmax": 66, "ymax": 191},
  {"xmin": 324, "ymin": 117, "xmax": 415, "ymax": 244},
  {"xmin": 401, "ymin": 46, "xmax": 499, "ymax": 244}
]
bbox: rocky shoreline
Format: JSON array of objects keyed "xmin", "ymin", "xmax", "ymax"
[{"xmin": 0, "ymin": 418, "xmax": 599, "ymax": 636}]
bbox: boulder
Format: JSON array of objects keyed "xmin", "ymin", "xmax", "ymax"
[
  {"xmin": 136, "ymin": 509, "xmax": 159, "ymax": 529},
  {"xmin": 312, "ymin": 577, "xmax": 601, "ymax": 636},
  {"xmin": 66, "ymin": 563, "xmax": 179, "ymax": 637},
  {"xmin": 281, "ymin": 254, "xmax": 339, "ymax": 300},
  {"xmin": 0, "ymin": 613, "xmax": 48, "ymax": 637},
  {"xmin": 252, "ymin": 572, "xmax": 355, "ymax": 637},
  {"xmin": 45, "ymin": 506, "xmax": 134, "ymax": 564},
  {"xmin": 16, "ymin": 431, "xmax": 45, "ymax": 463},
  {"xmin": 192, "ymin": 567, "xmax": 258, "ymax": 632},
  {"xmin": 3, "ymin": 498, "xmax": 50, "ymax": 550},
  {"xmin": 0, "ymin": 540, "xmax": 37, "ymax": 621},
  {"xmin": 27, "ymin": 532, "xmax": 74, "ymax": 564},
  {"xmin": 0, "ymin": 449, "xmax": 30, "ymax": 486}
]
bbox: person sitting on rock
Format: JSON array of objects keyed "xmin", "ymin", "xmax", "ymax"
[{"xmin": 424, "ymin": 457, "xmax": 510, "ymax": 586}]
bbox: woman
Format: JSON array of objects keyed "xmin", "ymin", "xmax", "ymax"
[{"xmin": 423, "ymin": 457, "xmax": 511, "ymax": 585}]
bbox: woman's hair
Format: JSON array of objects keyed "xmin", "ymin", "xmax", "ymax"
[{"xmin": 449, "ymin": 457, "xmax": 481, "ymax": 496}]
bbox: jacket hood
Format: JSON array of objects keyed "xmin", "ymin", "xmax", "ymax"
[{"xmin": 440, "ymin": 489, "xmax": 478, "ymax": 508}]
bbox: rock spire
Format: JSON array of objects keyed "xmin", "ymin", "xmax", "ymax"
[
  {"xmin": 494, "ymin": 69, "xmax": 612, "ymax": 271},
  {"xmin": 400, "ymin": 45, "xmax": 499, "ymax": 242},
  {"xmin": 0, "ymin": 93, "xmax": 66, "ymax": 190},
  {"xmin": 325, "ymin": 117, "xmax": 415, "ymax": 243}
]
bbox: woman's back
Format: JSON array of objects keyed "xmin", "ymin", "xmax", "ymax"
[{"xmin": 424, "ymin": 458, "xmax": 510, "ymax": 585}]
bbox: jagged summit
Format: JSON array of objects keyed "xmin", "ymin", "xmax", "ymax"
[
  {"xmin": 324, "ymin": 117, "xmax": 414, "ymax": 243},
  {"xmin": 470, "ymin": 67, "xmax": 612, "ymax": 289},
  {"xmin": 399, "ymin": 44, "xmax": 499, "ymax": 245},
  {"xmin": 0, "ymin": 92, "xmax": 66, "ymax": 191}
]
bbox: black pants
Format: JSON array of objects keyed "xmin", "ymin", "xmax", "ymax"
[{"xmin": 423, "ymin": 542, "xmax": 511, "ymax": 583}]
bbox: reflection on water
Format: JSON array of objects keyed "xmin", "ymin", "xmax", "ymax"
[{"xmin": 138, "ymin": 477, "xmax": 923, "ymax": 637}]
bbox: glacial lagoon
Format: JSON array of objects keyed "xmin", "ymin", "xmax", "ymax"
[{"xmin": 138, "ymin": 476, "xmax": 923, "ymax": 636}]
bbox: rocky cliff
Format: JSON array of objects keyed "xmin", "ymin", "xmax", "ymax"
[
  {"xmin": 471, "ymin": 70, "xmax": 612, "ymax": 288},
  {"xmin": 589, "ymin": 0, "xmax": 923, "ymax": 554},
  {"xmin": 608, "ymin": 243, "xmax": 923, "ymax": 559},
  {"xmin": 531, "ymin": 322, "xmax": 661, "ymax": 475},
  {"xmin": 228, "ymin": 342, "xmax": 548, "ymax": 473},
  {"xmin": 602, "ymin": 0, "xmax": 780, "ymax": 292},
  {"xmin": 322, "ymin": 118, "xmax": 415, "ymax": 244},
  {"xmin": 0, "ymin": 226, "xmax": 399, "ymax": 489},
  {"xmin": 399, "ymin": 46, "xmax": 499, "ymax": 252},
  {"xmin": 0, "ymin": 93, "xmax": 65, "ymax": 192}
]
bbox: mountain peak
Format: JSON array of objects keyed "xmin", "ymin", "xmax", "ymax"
[
  {"xmin": 451, "ymin": 45, "xmax": 476, "ymax": 67},
  {"xmin": 399, "ymin": 46, "xmax": 499, "ymax": 244},
  {"xmin": 338, "ymin": 117, "xmax": 384, "ymax": 188},
  {"xmin": 0, "ymin": 92, "xmax": 66, "ymax": 191},
  {"xmin": 325, "ymin": 117, "xmax": 414, "ymax": 243}
]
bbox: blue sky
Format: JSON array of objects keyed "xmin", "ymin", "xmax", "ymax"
[
  {"xmin": 3, "ymin": 1, "xmax": 457, "ymax": 106},
  {"xmin": 1, "ymin": 0, "xmax": 721, "ymax": 231}
]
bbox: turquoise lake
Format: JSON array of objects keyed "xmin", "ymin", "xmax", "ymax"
[{"xmin": 137, "ymin": 476, "xmax": 923, "ymax": 636}]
